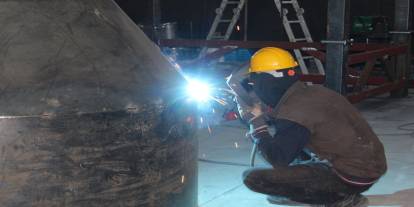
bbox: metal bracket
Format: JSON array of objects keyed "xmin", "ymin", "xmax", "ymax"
[
  {"xmin": 389, "ymin": 30, "xmax": 414, "ymax": 35},
  {"xmin": 301, "ymin": 47, "xmax": 318, "ymax": 51},
  {"xmin": 321, "ymin": 39, "xmax": 354, "ymax": 46}
]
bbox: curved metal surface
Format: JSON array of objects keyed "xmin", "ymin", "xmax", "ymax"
[
  {"xmin": 0, "ymin": 0, "xmax": 197, "ymax": 206},
  {"xmin": 0, "ymin": 0, "xmax": 184, "ymax": 116}
]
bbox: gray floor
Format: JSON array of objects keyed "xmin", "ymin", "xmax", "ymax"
[{"xmin": 198, "ymin": 90, "xmax": 414, "ymax": 207}]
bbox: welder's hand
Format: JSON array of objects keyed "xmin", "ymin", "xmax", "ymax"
[
  {"xmin": 235, "ymin": 97, "xmax": 268, "ymax": 144},
  {"xmin": 246, "ymin": 119, "xmax": 268, "ymax": 144},
  {"xmin": 235, "ymin": 97, "xmax": 263, "ymax": 122}
]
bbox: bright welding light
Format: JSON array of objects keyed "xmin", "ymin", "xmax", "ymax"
[{"xmin": 186, "ymin": 79, "xmax": 211, "ymax": 102}]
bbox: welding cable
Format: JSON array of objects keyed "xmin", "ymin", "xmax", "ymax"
[
  {"xmin": 398, "ymin": 122, "xmax": 414, "ymax": 131},
  {"xmin": 376, "ymin": 122, "xmax": 414, "ymax": 137},
  {"xmin": 377, "ymin": 132, "xmax": 414, "ymax": 137},
  {"xmin": 198, "ymin": 158, "xmax": 254, "ymax": 167},
  {"xmin": 398, "ymin": 122, "xmax": 414, "ymax": 138},
  {"xmin": 249, "ymin": 143, "xmax": 258, "ymax": 167},
  {"xmin": 200, "ymin": 120, "xmax": 414, "ymax": 166}
]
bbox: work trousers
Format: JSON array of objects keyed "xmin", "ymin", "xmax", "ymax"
[{"xmin": 242, "ymin": 163, "xmax": 372, "ymax": 205}]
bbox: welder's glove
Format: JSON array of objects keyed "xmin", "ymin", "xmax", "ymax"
[
  {"xmin": 245, "ymin": 118, "xmax": 268, "ymax": 144},
  {"xmin": 248, "ymin": 114, "xmax": 268, "ymax": 142},
  {"xmin": 236, "ymin": 97, "xmax": 268, "ymax": 143},
  {"xmin": 235, "ymin": 97, "xmax": 263, "ymax": 122}
]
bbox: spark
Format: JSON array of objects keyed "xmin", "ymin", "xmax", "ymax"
[
  {"xmin": 218, "ymin": 87, "xmax": 236, "ymax": 95},
  {"xmin": 0, "ymin": 115, "xmax": 42, "ymax": 119},
  {"xmin": 200, "ymin": 117, "xmax": 204, "ymax": 124},
  {"xmin": 174, "ymin": 63, "xmax": 182, "ymax": 69},
  {"xmin": 186, "ymin": 116, "xmax": 193, "ymax": 124},
  {"xmin": 234, "ymin": 142, "xmax": 239, "ymax": 148},
  {"xmin": 0, "ymin": 116, "xmax": 19, "ymax": 119},
  {"xmin": 181, "ymin": 175, "xmax": 185, "ymax": 184},
  {"xmin": 207, "ymin": 125, "xmax": 212, "ymax": 135},
  {"xmin": 211, "ymin": 97, "xmax": 228, "ymax": 106}
]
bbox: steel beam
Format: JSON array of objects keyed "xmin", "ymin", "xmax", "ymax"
[
  {"xmin": 159, "ymin": 39, "xmax": 394, "ymax": 52},
  {"xmin": 325, "ymin": 0, "xmax": 350, "ymax": 94},
  {"xmin": 244, "ymin": 0, "xmax": 249, "ymax": 41},
  {"xmin": 393, "ymin": 0, "xmax": 413, "ymax": 82},
  {"xmin": 152, "ymin": 0, "xmax": 162, "ymax": 41},
  {"xmin": 152, "ymin": 0, "xmax": 161, "ymax": 26},
  {"xmin": 159, "ymin": 39, "xmax": 325, "ymax": 50}
]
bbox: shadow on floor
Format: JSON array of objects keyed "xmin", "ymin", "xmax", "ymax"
[{"xmin": 368, "ymin": 188, "xmax": 414, "ymax": 206}]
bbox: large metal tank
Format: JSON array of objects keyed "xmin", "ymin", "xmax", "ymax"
[{"xmin": 0, "ymin": 1, "xmax": 197, "ymax": 206}]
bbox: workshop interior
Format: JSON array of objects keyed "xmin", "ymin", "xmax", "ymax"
[{"xmin": 0, "ymin": 0, "xmax": 413, "ymax": 206}]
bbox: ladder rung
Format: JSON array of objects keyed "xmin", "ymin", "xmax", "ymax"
[
  {"xmin": 287, "ymin": 20, "xmax": 302, "ymax": 24},
  {"xmin": 282, "ymin": 1, "xmax": 294, "ymax": 4},
  {"xmin": 211, "ymin": 35, "xmax": 226, "ymax": 39},
  {"xmin": 302, "ymin": 56, "xmax": 314, "ymax": 59},
  {"xmin": 227, "ymin": 1, "xmax": 241, "ymax": 4},
  {"xmin": 219, "ymin": 20, "xmax": 232, "ymax": 23},
  {"xmin": 294, "ymin": 38, "xmax": 308, "ymax": 42}
]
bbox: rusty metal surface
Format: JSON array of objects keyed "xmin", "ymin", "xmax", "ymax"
[
  {"xmin": 0, "ymin": 0, "xmax": 197, "ymax": 206},
  {"xmin": 0, "ymin": 109, "xmax": 198, "ymax": 207}
]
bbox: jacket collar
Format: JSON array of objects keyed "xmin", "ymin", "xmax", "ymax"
[{"xmin": 272, "ymin": 81, "xmax": 307, "ymax": 113}]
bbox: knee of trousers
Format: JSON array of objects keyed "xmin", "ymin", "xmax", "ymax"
[
  {"xmin": 242, "ymin": 168, "xmax": 260, "ymax": 187},
  {"xmin": 242, "ymin": 168, "xmax": 255, "ymax": 180}
]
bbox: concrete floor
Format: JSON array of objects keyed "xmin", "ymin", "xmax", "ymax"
[{"xmin": 198, "ymin": 90, "xmax": 414, "ymax": 207}]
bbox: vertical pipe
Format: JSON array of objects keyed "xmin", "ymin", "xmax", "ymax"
[
  {"xmin": 325, "ymin": 0, "xmax": 350, "ymax": 94},
  {"xmin": 152, "ymin": 0, "xmax": 162, "ymax": 41},
  {"xmin": 244, "ymin": 0, "xmax": 248, "ymax": 41},
  {"xmin": 393, "ymin": 0, "xmax": 412, "ymax": 85},
  {"xmin": 152, "ymin": 0, "xmax": 161, "ymax": 26}
]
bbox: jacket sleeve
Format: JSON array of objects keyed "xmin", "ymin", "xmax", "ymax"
[{"xmin": 255, "ymin": 119, "xmax": 311, "ymax": 167}]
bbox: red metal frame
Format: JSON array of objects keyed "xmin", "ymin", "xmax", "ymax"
[
  {"xmin": 299, "ymin": 75, "xmax": 389, "ymax": 85},
  {"xmin": 160, "ymin": 39, "xmax": 410, "ymax": 103},
  {"xmin": 160, "ymin": 39, "xmax": 394, "ymax": 52},
  {"xmin": 160, "ymin": 39, "xmax": 324, "ymax": 50},
  {"xmin": 348, "ymin": 45, "xmax": 407, "ymax": 64},
  {"xmin": 347, "ymin": 81, "xmax": 406, "ymax": 104}
]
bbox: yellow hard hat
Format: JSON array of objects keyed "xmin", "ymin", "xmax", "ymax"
[{"xmin": 249, "ymin": 47, "xmax": 298, "ymax": 73}]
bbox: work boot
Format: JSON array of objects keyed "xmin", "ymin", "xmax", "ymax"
[{"xmin": 326, "ymin": 194, "xmax": 368, "ymax": 207}]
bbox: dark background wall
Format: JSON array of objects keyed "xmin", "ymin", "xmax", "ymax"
[{"xmin": 115, "ymin": 0, "xmax": 401, "ymax": 41}]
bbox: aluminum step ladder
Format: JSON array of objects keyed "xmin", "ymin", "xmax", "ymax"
[
  {"xmin": 274, "ymin": 0, "xmax": 325, "ymax": 75},
  {"xmin": 199, "ymin": 0, "xmax": 246, "ymax": 58}
]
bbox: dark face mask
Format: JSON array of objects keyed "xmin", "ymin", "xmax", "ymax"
[{"xmin": 250, "ymin": 72, "xmax": 298, "ymax": 108}]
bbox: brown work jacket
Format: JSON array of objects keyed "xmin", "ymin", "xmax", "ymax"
[{"xmin": 269, "ymin": 81, "xmax": 387, "ymax": 180}]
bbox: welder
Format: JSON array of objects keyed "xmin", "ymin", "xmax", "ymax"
[{"xmin": 233, "ymin": 47, "xmax": 387, "ymax": 207}]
